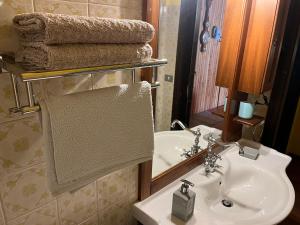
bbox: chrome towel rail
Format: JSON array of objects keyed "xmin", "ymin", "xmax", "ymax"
[{"xmin": 0, "ymin": 56, "xmax": 167, "ymax": 114}]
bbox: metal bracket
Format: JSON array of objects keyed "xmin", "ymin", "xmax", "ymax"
[{"xmin": 9, "ymin": 73, "xmax": 39, "ymax": 114}]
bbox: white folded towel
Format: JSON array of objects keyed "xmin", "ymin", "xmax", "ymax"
[{"xmin": 40, "ymin": 82, "xmax": 154, "ymax": 195}]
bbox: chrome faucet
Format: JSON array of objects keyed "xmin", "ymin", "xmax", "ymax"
[
  {"xmin": 171, "ymin": 120, "xmax": 202, "ymax": 158},
  {"xmin": 202, "ymin": 133, "xmax": 259, "ymax": 175},
  {"xmin": 203, "ymin": 133, "xmax": 259, "ymax": 160},
  {"xmin": 203, "ymin": 133, "xmax": 223, "ymax": 175},
  {"xmin": 171, "ymin": 120, "xmax": 193, "ymax": 133}
]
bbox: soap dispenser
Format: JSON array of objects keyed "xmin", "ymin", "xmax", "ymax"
[{"xmin": 172, "ymin": 179, "xmax": 196, "ymax": 222}]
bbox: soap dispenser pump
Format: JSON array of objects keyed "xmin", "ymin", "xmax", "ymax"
[{"xmin": 172, "ymin": 179, "xmax": 196, "ymax": 222}]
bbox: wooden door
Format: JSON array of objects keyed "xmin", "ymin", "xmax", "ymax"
[
  {"xmin": 215, "ymin": 0, "xmax": 249, "ymax": 88},
  {"xmin": 238, "ymin": 0, "xmax": 279, "ymax": 94}
]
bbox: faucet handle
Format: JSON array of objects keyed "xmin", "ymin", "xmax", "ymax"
[
  {"xmin": 181, "ymin": 149, "xmax": 192, "ymax": 158},
  {"xmin": 213, "ymin": 152, "xmax": 222, "ymax": 160},
  {"xmin": 192, "ymin": 128, "xmax": 201, "ymax": 136}
]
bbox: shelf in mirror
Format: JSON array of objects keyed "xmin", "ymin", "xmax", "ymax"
[{"xmin": 210, "ymin": 105, "xmax": 264, "ymax": 127}]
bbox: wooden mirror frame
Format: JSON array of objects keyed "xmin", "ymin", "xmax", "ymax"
[{"xmin": 138, "ymin": 0, "xmax": 245, "ymax": 201}]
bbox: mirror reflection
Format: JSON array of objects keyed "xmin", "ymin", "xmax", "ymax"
[{"xmin": 152, "ymin": 0, "xmax": 227, "ymax": 178}]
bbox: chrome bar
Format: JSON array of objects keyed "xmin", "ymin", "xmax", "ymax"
[
  {"xmin": 2, "ymin": 58, "xmax": 168, "ymax": 82},
  {"xmin": 9, "ymin": 73, "xmax": 21, "ymax": 112},
  {"xmin": 25, "ymin": 81, "xmax": 34, "ymax": 107},
  {"xmin": 152, "ymin": 67, "xmax": 158, "ymax": 83},
  {"xmin": 151, "ymin": 81, "xmax": 160, "ymax": 89},
  {"xmin": 131, "ymin": 69, "xmax": 136, "ymax": 84}
]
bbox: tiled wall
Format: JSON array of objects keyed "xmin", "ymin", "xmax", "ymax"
[
  {"xmin": 0, "ymin": 0, "xmax": 143, "ymax": 225},
  {"xmin": 155, "ymin": 0, "xmax": 181, "ymax": 131}
]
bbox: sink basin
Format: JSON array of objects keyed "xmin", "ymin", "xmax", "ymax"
[
  {"xmin": 134, "ymin": 143, "xmax": 295, "ymax": 225},
  {"xmin": 152, "ymin": 125, "xmax": 217, "ymax": 177},
  {"xmin": 152, "ymin": 131, "xmax": 194, "ymax": 177}
]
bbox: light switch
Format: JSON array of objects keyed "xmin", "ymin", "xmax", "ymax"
[{"xmin": 165, "ymin": 74, "xmax": 174, "ymax": 83}]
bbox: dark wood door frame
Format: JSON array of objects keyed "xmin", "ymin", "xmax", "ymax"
[
  {"xmin": 171, "ymin": 0, "xmax": 202, "ymax": 126},
  {"xmin": 138, "ymin": 0, "xmax": 160, "ymax": 201},
  {"xmin": 262, "ymin": 0, "xmax": 300, "ymax": 152}
]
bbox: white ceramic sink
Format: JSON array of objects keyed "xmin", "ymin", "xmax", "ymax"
[
  {"xmin": 134, "ymin": 144, "xmax": 295, "ymax": 225},
  {"xmin": 152, "ymin": 131, "xmax": 194, "ymax": 177},
  {"xmin": 152, "ymin": 125, "xmax": 218, "ymax": 177}
]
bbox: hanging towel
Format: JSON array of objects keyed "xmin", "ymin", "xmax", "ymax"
[
  {"xmin": 13, "ymin": 13, "xmax": 155, "ymax": 44},
  {"xmin": 15, "ymin": 42, "xmax": 152, "ymax": 70},
  {"xmin": 40, "ymin": 82, "xmax": 154, "ymax": 195}
]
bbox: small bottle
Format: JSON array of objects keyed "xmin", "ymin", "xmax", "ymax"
[{"xmin": 172, "ymin": 179, "xmax": 196, "ymax": 222}]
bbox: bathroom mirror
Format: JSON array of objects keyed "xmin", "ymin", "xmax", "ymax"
[{"xmin": 151, "ymin": 0, "xmax": 228, "ymax": 179}]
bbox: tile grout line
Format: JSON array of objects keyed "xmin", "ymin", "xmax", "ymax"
[
  {"xmin": 0, "ymin": 114, "xmax": 36, "ymax": 126},
  {"xmin": 32, "ymin": 0, "xmax": 36, "ymax": 12},
  {"xmin": 87, "ymin": 0, "xmax": 90, "ymax": 16},
  {"xmin": 5, "ymin": 201, "xmax": 56, "ymax": 224},
  {"xmin": 87, "ymin": 2, "xmax": 142, "ymax": 11},
  {"xmin": 0, "ymin": 195, "xmax": 7, "ymax": 225},
  {"xmin": 56, "ymin": 199, "xmax": 61, "ymax": 225},
  {"xmin": 77, "ymin": 214, "xmax": 98, "ymax": 225},
  {"xmin": 0, "ymin": 162, "xmax": 46, "ymax": 182},
  {"xmin": 95, "ymin": 180, "xmax": 100, "ymax": 225}
]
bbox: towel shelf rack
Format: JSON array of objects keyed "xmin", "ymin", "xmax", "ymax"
[{"xmin": 0, "ymin": 55, "xmax": 167, "ymax": 114}]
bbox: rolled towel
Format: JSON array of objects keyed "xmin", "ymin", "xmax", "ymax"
[
  {"xmin": 15, "ymin": 42, "xmax": 152, "ymax": 70},
  {"xmin": 13, "ymin": 13, "xmax": 155, "ymax": 44}
]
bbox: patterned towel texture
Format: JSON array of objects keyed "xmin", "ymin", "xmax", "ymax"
[{"xmin": 13, "ymin": 13, "xmax": 154, "ymax": 70}]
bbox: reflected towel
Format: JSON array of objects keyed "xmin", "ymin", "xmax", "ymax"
[
  {"xmin": 40, "ymin": 82, "xmax": 154, "ymax": 195},
  {"xmin": 13, "ymin": 13, "xmax": 155, "ymax": 44},
  {"xmin": 15, "ymin": 42, "xmax": 152, "ymax": 70}
]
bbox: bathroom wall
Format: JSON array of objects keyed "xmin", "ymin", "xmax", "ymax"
[
  {"xmin": 155, "ymin": 0, "xmax": 181, "ymax": 131},
  {"xmin": 0, "ymin": 1, "xmax": 142, "ymax": 225}
]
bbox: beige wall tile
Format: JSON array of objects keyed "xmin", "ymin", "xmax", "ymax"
[
  {"xmin": 88, "ymin": 4, "xmax": 142, "ymax": 20},
  {"xmin": 89, "ymin": 0, "xmax": 142, "ymax": 10},
  {"xmin": 88, "ymin": 4, "xmax": 125, "ymax": 18},
  {"xmin": 57, "ymin": 183, "xmax": 97, "ymax": 225},
  {"xmin": 127, "ymin": 0, "xmax": 143, "ymax": 10},
  {"xmin": 42, "ymin": 75, "xmax": 92, "ymax": 97},
  {"xmin": 0, "ymin": 164, "xmax": 54, "ymax": 220},
  {"xmin": 121, "ymin": 8, "xmax": 142, "ymax": 20},
  {"xmin": 60, "ymin": 0, "xmax": 88, "ymax": 3},
  {"xmin": 92, "ymin": 71, "xmax": 132, "ymax": 90},
  {"xmin": 0, "ymin": 0, "xmax": 33, "ymax": 53},
  {"xmin": 78, "ymin": 214, "xmax": 98, "ymax": 225},
  {"xmin": 0, "ymin": 73, "xmax": 31, "ymax": 124},
  {"xmin": 99, "ymin": 201, "xmax": 128, "ymax": 225},
  {"xmin": 126, "ymin": 165, "xmax": 138, "ymax": 204},
  {"xmin": 33, "ymin": 0, "xmax": 88, "ymax": 16},
  {"xmin": 0, "ymin": 116, "xmax": 44, "ymax": 177},
  {"xmin": 7, "ymin": 201, "xmax": 58, "ymax": 225},
  {"xmin": 97, "ymin": 168, "xmax": 129, "ymax": 210},
  {"xmin": 0, "ymin": 202, "xmax": 5, "ymax": 225}
]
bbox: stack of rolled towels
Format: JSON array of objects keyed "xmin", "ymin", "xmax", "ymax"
[{"xmin": 13, "ymin": 13, "xmax": 155, "ymax": 70}]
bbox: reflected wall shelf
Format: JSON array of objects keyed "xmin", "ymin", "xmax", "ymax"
[
  {"xmin": 210, "ymin": 105, "xmax": 264, "ymax": 127},
  {"xmin": 0, "ymin": 55, "xmax": 167, "ymax": 114}
]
